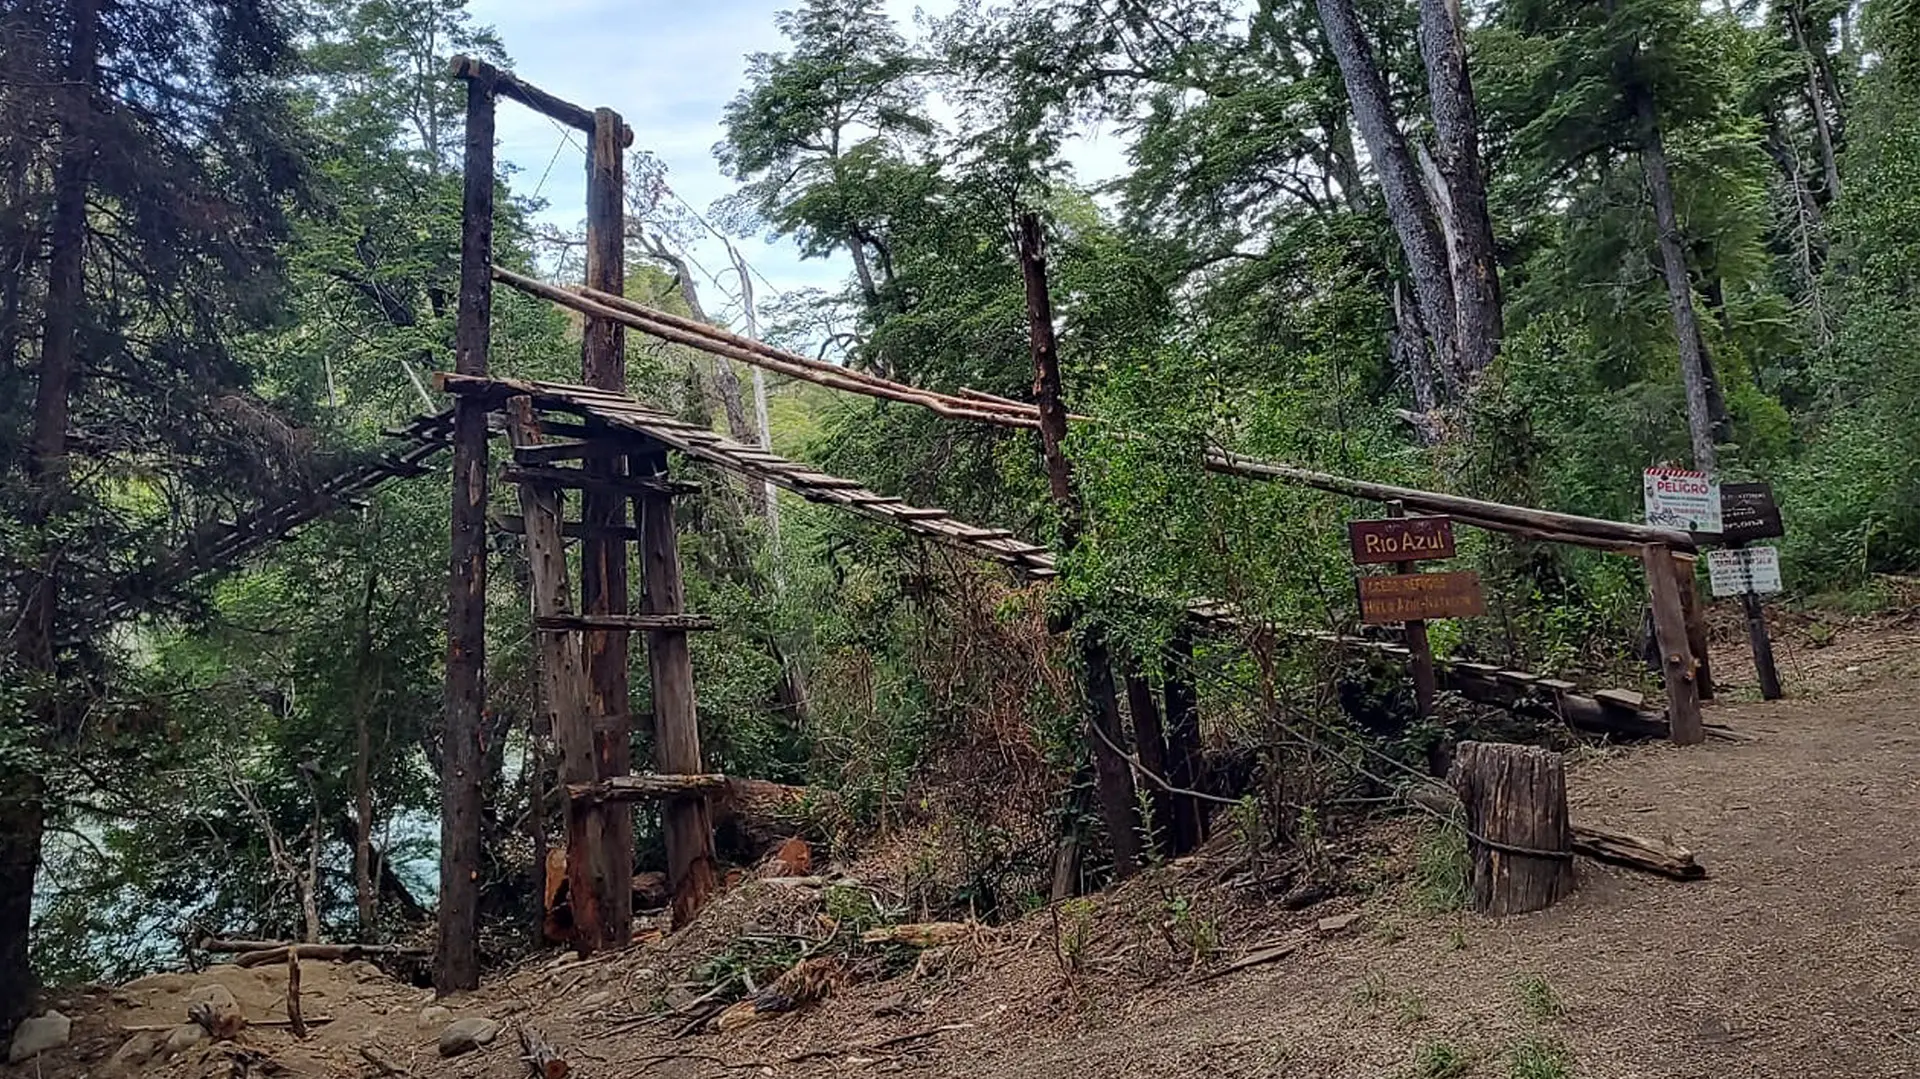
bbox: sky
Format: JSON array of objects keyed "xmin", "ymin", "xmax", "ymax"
[{"xmin": 465, "ymin": 0, "xmax": 1130, "ymax": 334}]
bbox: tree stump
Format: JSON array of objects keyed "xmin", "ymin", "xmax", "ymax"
[{"xmin": 1448, "ymin": 741, "xmax": 1574, "ymax": 915}]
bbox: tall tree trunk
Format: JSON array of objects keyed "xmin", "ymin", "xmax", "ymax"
[
  {"xmin": 1787, "ymin": 0, "xmax": 1844, "ymax": 203},
  {"xmin": 1393, "ymin": 282, "xmax": 1445, "ymax": 443},
  {"xmin": 847, "ymin": 231, "xmax": 880, "ymax": 307},
  {"xmin": 1634, "ymin": 88, "xmax": 1720, "ymax": 472},
  {"xmin": 1017, "ymin": 212, "xmax": 1141, "ymax": 880},
  {"xmin": 1416, "ymin": 0, "xmax": 1503, "ymax": 381},
  {"xmin": 1314, "ymin": 0, "xmax": 1459, "ymax": 391},
  {"xmin": 352, "ymin": 570, "xmax": 380, "ymax": 934},
  {"xmin": 3, "ymin": 0, "xmax": 99, "ymax": 1034}
]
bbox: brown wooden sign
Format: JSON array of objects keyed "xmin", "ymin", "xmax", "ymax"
[
  {"xmin": 1358, "ymin": 571, "xmax": 1487, "ymax": 624},
  {"xmin": 1348, "ymin": 515, "xmax": 1457, "ymax": 565}
]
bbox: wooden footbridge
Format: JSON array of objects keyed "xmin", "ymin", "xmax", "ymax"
[{"xmin": 70, "ymin": 54, "xmax": 1741, "ymax": 993}]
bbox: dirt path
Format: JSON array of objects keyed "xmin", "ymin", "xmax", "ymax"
[{"xmin": 742, "ymin": 627, "xmax": 1920, "ymax": 1078}]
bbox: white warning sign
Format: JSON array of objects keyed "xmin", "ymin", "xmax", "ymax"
[
  {"xmin": 1644, "ymin": 467, "xmax": 1722, "ymax": 533},
  {"xmin": 1708, "ymin": 546, "xmax": 1782, "ymax": 597}
]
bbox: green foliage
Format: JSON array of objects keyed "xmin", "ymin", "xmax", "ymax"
[
  {"xmin": 1506, "ymin": 1036, "xmax": 1574, "ymax": 1079},
  {"xmin": 1411, "ymin": 1040, "xmax": 1470, "ymax": 1079},
  {"xmin": 1515, "ymin": 973, "xmax": 1565, "ymax": 1021},
  {"xmin": 1413, "ymin": 823, "xmax": 1470, "ymax": 915}
]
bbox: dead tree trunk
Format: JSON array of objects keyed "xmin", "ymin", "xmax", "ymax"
[
  {"xmin": 1448, "ymin": 741, "xmax": 1574, "ymax": 915},
  {"xmin": 1415, "ymin": 0, "xmax": 1503, "ymax": 381},
  {"xmin": 1786, "ymin": 0, "xmax": 1843, "ymax": 203},
  {"xmin": 1633, "ymin": 86, "xmax": 1720, "ymax": 473},
  {"xmin": 1161, "ymin": 626, "xmax": 1207, "ymax": 855},
  {"xmin": 1017, "ymin": 212, "xmax": 1141, "ymax": 880},
  {"xmin": 1315, "ymin": 0, "xmax": 1459, "ymax": 390},
  {"xmin": 1123, "ymin": 672, "xmax": 1175, "ymax": 856}
]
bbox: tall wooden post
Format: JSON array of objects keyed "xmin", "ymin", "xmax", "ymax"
[
  {"xmin": 503, "ymin": 399, "xmax": 603, "ymax": 952},
  {"xmin": 634, "ymin": 446, "xmax": 717, "ymax": 925},
  {"xmin": 436, "ymin": 69, "xmax": 494, "ymax": 994},
  {"xmin": 1017, "ymin": 211, "xmax": 1140, "ymax": 879},
  {"xmin": 577, "ymin": 106, "xmax": 633, "ymax": 948},
  {"xmin": 1743, "ymin": 589, "xmax": 1783, "ymax": 700},
  {"xmin": 1641, "ymin": 544, "xmax": 1704, "ymax": 745},
  {"xmin": 1385, "ymin": 500, "xmax": 1437, "ymax": 718}
]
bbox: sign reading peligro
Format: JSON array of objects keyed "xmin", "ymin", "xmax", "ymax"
[
  {"xmin": 1357, "ymin": 571, "xmax": 1487, "ymax": 624},
  {"xmin": 1644, "ymin": 466, "xmax": 1722, "ymax": 533},
  {"xmin": 1347, "ymin": 516, "xmax": 1457, "ymax": 565}
]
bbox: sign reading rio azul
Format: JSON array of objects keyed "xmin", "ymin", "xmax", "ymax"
[{"xmin": 1347, "ymin": 516, "xmax": 1457, "ymax": 565}]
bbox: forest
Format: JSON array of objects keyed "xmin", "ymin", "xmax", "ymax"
[{"xmin": 2, "ymin": 0, "xmax": 1919, "ymax": 1043}]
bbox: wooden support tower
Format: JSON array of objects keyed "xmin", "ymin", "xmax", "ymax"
[
  {"xmin": 634, "ymin": 446, "xmax": 718, "ymax": 925},
  {"xmin": 1449, "ymin": 741, "xmax": 1575, "ymax": 915},
  {"xmin": 436, "ymin": 64, "xmax": 494, "ymax": 995}
]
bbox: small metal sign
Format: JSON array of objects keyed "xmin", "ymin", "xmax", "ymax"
[
  {"xmin": 1720, "ymin": 482, "xmax": 1784, "ymax": 542},
  {"xmin": 1347, "ymin": 516, "xmax": 1457, "ymax": 565},
  {"xmin": 1644, "ymin": 466, "xmax": 1722, "ymax": 533},
  {"xmin": 1357, "ymin": 571, "xmax": 1487, "ymax": 624},
  {"xmin": 1708, "ymin": 546, "xmax": 1783, "ymax": 597}
]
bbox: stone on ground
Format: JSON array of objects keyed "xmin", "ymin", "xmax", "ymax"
[
  {"xmin": 7, "ymin": 1010, "xmax": 71, "ymax": 1063},
  {"xmin": 438, "ymin": 1016, "xmax": 502, "ymax": 1057}
]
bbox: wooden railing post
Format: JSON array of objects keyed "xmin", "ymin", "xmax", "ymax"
[
  {"xmin": 1642, "ymin": 544, "xmax": 1704, "ymax": 745},
  {"xmin": 436, "ymin": 67, "xmax": 495, "ymax": 994},
  {"xmin": 634, "ymin": 445, "xmax": 717, "ymax": 926},
  {"xmin": 577, "ymin": 105, "xmax": 633, "ymax": 947},
  {"xmin": 1671, "ymin": 551, "xmax": 1713, "ymax": 700}
]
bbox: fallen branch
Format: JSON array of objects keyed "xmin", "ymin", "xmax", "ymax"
[
  {"xmin": 356, "ymin": 1045, "xmax": 411, "ymax": 1077},
  {"xmin": 518, "ymin": 1025, "xmax": 570, "ymax": 1079},
  {"xmin": 784, "ymin": 1022, "xmax": 977, "ymax": 1063},
  {"xmin": 1571, "ymin": 822, "xmax": 1705, "ymax": 880},
  {"xmin": 1203, "ymin": 935, "xmax": 1302, "ymax": 980}
]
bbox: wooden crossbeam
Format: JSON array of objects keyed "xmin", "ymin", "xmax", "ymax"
[
  {"xmin": 490, "ymin": 513, "xmax": 641, "ymax": 542},
  {"xmin": 502, "ymin": 464, "xmax": 699, "ymax": 498},
  {"xmin": 535, "ymin": 613, "xmax": 718, "ymax": 632},
  {"xmin": 566, "ymin": 774, "xmax": 728, "ymax": 803}
]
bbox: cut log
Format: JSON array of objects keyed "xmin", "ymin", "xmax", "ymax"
[
  {"xmin": 232, "ymin": 943, "xmax": 425, "ymax": 968},
  {"xmin": 711, "ymin": 778, "xmax": 816, "ymax": 861},
  {"xmin": 1449, "ymin": 741, "xmax": 1575, "ymax": 915},
  {"xmin": 1571, "ymin": 822, "xmax": 1705, "ymax": 880},
  {"xmin": 518, "ymin": 1025, "xmax": 570, "ymax": 1079}
]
